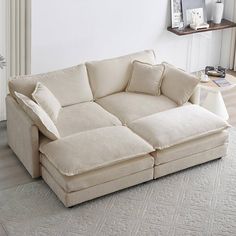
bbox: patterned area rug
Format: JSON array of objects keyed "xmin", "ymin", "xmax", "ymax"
[{"xmin": 0, "ymin": 128, "xmax": 236, "ymax": 236}]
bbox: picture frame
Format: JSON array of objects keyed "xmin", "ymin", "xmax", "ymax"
[
  {"xmin": 182, "ymin": 0, "xmax": 207, "ymax": 27},
  {"xmin": 171, "ymin": 0, "xmax": 183, "ymax": 28}
]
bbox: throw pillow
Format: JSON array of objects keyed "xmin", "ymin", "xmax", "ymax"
[
  {"xmin": 15, "ymin": 92, "xmax": 60, "ymax": 140},
  {"xmin": 161, "ymin": 62, "xmax": 200, "ymax": 105},
  {"xmin": 126, "ymin": 61, "xmax": 164, "ymax": 96},
  {"xmin": 32, "ymin": 82, "xmax": 61, "ymax": 122}
]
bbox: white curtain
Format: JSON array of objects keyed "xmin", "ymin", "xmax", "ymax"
[
  {"xmin": 0, "ymin": 0, "xmax": 8, "ymax": 121},
  {"xmin": 10, "ymin": 0, "xmax": 31, "ymax": 76},
  {"xmin": 229, "ymin": 1, "xmax": 236, "ymax": 71},
  {"xmin": 0, "ymin": 0, "xmax": 31, "ymax": 121}
]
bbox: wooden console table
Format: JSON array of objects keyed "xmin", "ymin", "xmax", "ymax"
[
  {"xmin": 168, "ymin": 19, "xmax": 236, "ymax": 36},
  {"xmin": 167, "ymin": 19, "xmax": 236, "ymax": 72}
]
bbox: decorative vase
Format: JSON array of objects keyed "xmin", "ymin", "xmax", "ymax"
[{"xmin": 213, "ymin": 2, "xmax": 224, "ymax": 24}]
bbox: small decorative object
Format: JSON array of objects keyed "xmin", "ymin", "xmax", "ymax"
[
  {"xmin": 182, "ymin": 0, "xmax": 207, "ymax": 27},
  {"xmin": 189, "ymin": 8, "xmax": 209, "ymax": 30},
  {"xmin": 201, "ymin": 74, "xmax": 210, "ymax": 83},
  {"xmin": 0, "ymin": 54, "xmax": 6, "ymax": 69},
  {"xmin": 171, "ymin": 0, "xmax": 183, "ymax": 28},
  {"xmin": 197, "ymin": 71, "xmax": 210, "ymax": 82},
  {"xmin": 213, "ymin": 0, "xmax": 224, "ymax": 24},
  {"xmin": 205, "ymin": 66, "xmax": 226, "ymax": 78}
]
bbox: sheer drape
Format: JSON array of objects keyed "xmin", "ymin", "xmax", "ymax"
[
  {"xmin": 9, "ymin": 0, "xmax": 31, "ymax": 76},
  {"xmin": 0, "ymin": 0, "xmax": 8, "ymax": 121},
  {"xmin": 0, "ymin": 0, "xmax": 31, "ymax": 121},
  {"xmin": 229, "ymin": 1, "xmax": 236, "ymax": 71}
]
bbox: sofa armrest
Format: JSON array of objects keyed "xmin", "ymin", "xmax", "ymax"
[
  {"xmin": 189, "ymin": 85, "xmax": 201, "ymax": 105},
  {"xmin": 6, "ymin": 95, "xmax": 40, "ymax": 178}
]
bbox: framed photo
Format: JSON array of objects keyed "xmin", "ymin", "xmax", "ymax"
[
  {"xmin": 171, "ymin": 0, "xmax": 183, "ymax": 28},
  {"xmin": 182, "ymin": 0, "xmax": 207, "ymax": 27}
]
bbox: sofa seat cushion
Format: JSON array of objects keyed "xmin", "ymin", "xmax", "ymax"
[
  {"xmin": 9, "ymin": 64, "xmax": 93, "ymax": 107},
  {"xmin": 129, "ymin": 105, "xmax": 230, "ymax": 150},
  {"xmin": 40, "ymin": 154, "xmax": 154, "ymax": 192},
  {"xmin": 39, "ymin": 126, "xmax": 154, "ymax": 176},
  {"xmin": 86, "ymin": 50, "xmax": 156, "ymax": 99},
  {"xmin": 55, "ymin": 102, "xmax": 121, "ymax": 137},
  {"xmin": 152, "ymin": 130, "xmax": 229, "ymax": 165},
  {"xmin": 96, "ymin": 92, "xmax": 178, "ymax": 125}
]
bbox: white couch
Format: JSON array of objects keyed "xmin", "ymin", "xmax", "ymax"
[{"xmin": 6, "ymin": 50, "xmax": 229, "ymax": 207}]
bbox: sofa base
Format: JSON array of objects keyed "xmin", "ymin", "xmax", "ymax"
[
  {"xmin": 41, "ymin": 144, "xmax": 228, "ymax": 207},
  {"xmin": 41, "ymin": 166, "xmax": 153, "ymax": 207},
  {"xmin": 154, "ymin": 144, "xmax": 227, "ymax": 179}
]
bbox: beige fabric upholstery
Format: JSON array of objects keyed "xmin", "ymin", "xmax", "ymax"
[
  {"xmin": 96, "ymin": 92, "xmax": 178, "ymax": 125},
  {"xmin": 5, "ymin": 49, "xmax": 231, "ymax": 207},
  {"xmin": 39, "ymin": 135, "xmax": 51, "ymax": 150},
  {"xmin": 126, "ymin": 61, "xmax": 164, "ymax": 96},
  {"xmin": 189, "ymin": 85, "xmax": 201, "ymax": 105},
  {"xmin": 6, "ymin": 95, "xmax": 40, "ymax": 178},
  {"xmin": 42, "ymin": 167, "xmax": 153, "ymax": 207},
  {"xmin": 40, "ymin": 154, "xmax": 154, "ymax": 192},
  {"xmin": 9, "ymin": 64, "xmax": 93, "ymax": 107},
  {"xmin": 154, "ymin": 144, "xmax": 228, "ymax": 179},
  {"xmin": 55, "ymin": 102, "xmax": 121, "ymax": 137},
  {"xmin": 161, "ymin": 63, "xmax": 200, "ymax": 105},
  {"xmin": 32, "ymin": 82, "xmax": 61, "ymax": 122},
  {"xmin": 152, "ymin": 130, "xmax": 228, "ymax": 165},
  {"xmin": 129, "ymin": 105, "xmax": 230, "ymax": 150},
  {"xmin": 15, "ymin": 92, "xmax": 60, "ymax": 140},
  {"xmin": 86, "ymin": 50, "xmax": 156, "ymax": 99},
  {"xmin": 40, "ymin": 126, "xmax": 154, "ymax": 176}
]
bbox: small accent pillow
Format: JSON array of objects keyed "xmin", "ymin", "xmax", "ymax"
[
  {"xmin": 161, "ymin": 62, "xmax": 200, "ymax": 105},
  {"xmin": 15, "ymin": 92, "xmax": 60, "ymax": 140},
  {"xmin": 32, "ymin": 82, "xmax": 61, "ymax": 122},
  {"xmin": 126, "ymin": 61, "xmax": 164, "ymax": 96}
]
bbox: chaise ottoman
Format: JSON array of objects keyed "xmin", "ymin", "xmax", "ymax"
[
  {"xmin": 39, "ymin": 126, "xmax": 154, "ymax": 207},
  {"xmin": 128, "ymin": 105, "xmax": 230, "ymax": 179}
]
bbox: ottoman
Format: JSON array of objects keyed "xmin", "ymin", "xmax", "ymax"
[
  {"xmin": 128, "ymin": 105, "xmax": 230, "ymax": 179},
  {"xmin": 39, "ymin": 126, "xmax": 154, "ymax": 207}
]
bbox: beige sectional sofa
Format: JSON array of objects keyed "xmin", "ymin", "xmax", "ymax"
[{"xmin": 6, "ymin": 50, "xmax": 230, "ymax": 207}]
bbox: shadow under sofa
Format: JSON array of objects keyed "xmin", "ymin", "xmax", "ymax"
[{"xmin": 6, "ymin": 50, "xmax": 229, "ymax": 207}]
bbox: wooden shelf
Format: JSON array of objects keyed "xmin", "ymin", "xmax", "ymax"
[{"xmin": 167, "ymin": 19, "xmax": 236, "ymax": 36}]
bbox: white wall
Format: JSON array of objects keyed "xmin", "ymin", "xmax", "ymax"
[{"xmin": 31, "ymin": 0, "xmax": 222, "ymax": 74}]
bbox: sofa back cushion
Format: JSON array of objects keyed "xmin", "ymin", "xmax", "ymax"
[
  {"xmin": 126, "ymin": 61, "xmax": 164, "ymax": 96},
  {"xmin": 86, "ymin": 50, "xmax": 156, "ymax": 99},
  {"xmin": 32, "ymin": 82, "xmax": 61, "ymax": 123},
  {"xmin": 9, "ymin": 64, "xmax": 93, "ymax": 107},
  {"xmin": 15, "ymin": 92, "xmax": 60, "ymax": 141},
  {"xmin": 161, "ymin": 63, "xmax": 200, "ymax": 105}
]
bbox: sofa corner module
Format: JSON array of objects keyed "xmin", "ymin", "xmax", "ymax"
[{"xmin": 6, "ymin": 95, "xmax": 40, "ymax": 178}]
